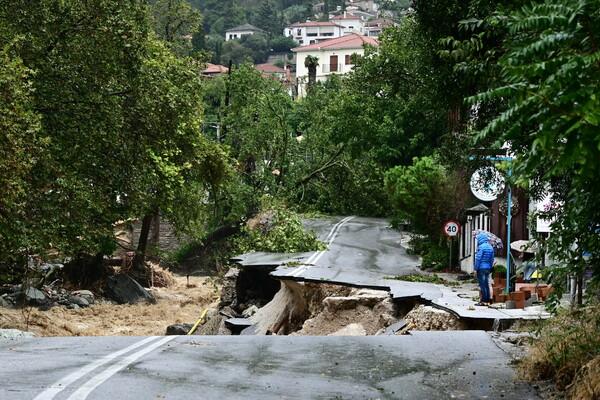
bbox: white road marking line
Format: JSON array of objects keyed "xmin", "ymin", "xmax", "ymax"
[
  {"xmin": 66, "ymin": 336, "xmax": 176, "ymax": 400},
  {"xmin": 287, "ymin": 216, "xmax": 354, "ymax": 277},
  {"xmin": 33, "ymin": 336, "xmax": 162, "ymax": 400}
]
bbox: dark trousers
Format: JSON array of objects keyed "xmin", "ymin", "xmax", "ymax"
[{"xmin": 477, "ymin": 268, "xmax": 492, "ymax": 303}]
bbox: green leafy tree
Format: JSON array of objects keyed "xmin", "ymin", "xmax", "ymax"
[
  {"xmin": 384, "ymin": 157, "xmax": 468, "ymax": 241},
  {"xmin": 240, "ymin": 33, "xmax": 269, "ymax": 63},
  {"xmin": 283, "ymin": 4, "xmax": 311, "ymax": 25},
  {"xmin": 0, "ymin": 39, "xmax": 42, "ymax": 264},
  {"xmin": 253, "ymin": 0, "xmax": 279, "ymax": 35},
  {"xmin": 218, "ymin": 63, "xmax": 296, "ymax": 218},
  {"xmin": 220, "ymin": 39, "xmax": 255, "ymax": 65},
  {"xmin": 284, "ymin": 80, "xmax": 388, "ymax": 216},
  {"xmin": 0, "ymin": 0, "xmax": 232, "ymax": 276},
  {"xmin": 331, "ymin": 18, "xmax": 447, "ymax": 168},
  {"xmin": 149, "ymin": 0, "xmax": 202, "ymax": 57},
  {"xmin": 469, "ymin": 0, "xmax": 600, "ymax": 300},
  {"xmin": 201, "ymin": 0, "xmax": 246, "ymax": 36},
  {"xmin": 270, "ymin": 35, "xmax": 297, "ymax": 52}
]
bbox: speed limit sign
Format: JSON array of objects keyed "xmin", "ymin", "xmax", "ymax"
[{"xmin": 443, "ymin": 221, "xmax": 460, "ymax": 237}]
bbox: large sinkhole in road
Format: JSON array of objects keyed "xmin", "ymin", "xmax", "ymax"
[{"xmin": 218, "ymin": 267, "xmax": 500, "ymax": 336}]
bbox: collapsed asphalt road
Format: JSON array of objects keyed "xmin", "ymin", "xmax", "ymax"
[
  {"xmin": 0, "ymin": 216, "xmax": 550, "ymax": 399},
  {"xmin": 234, "ymin": 216, "xmax": 421, "ymax": 283},
  {"xmin": 232, "ymin": 216, "xmax": 551, "ymax": 329}
]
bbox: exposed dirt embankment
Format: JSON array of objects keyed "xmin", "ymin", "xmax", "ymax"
[{"xmin": 243, "ymin": 281, "xmax": 399, "ymax": 336}]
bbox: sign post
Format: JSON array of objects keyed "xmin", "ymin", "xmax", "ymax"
[
  {"xmin": 443, "ymin": 221, "xmax": 460, "ymax": 270},
  {"xmin": 470, "ymin": 155, "xmax": 513, "ymax": 293}
]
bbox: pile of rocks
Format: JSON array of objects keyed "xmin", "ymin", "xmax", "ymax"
[{"xmin": 0, "ymin": 285, "xmax": 101, "ymax": 310}]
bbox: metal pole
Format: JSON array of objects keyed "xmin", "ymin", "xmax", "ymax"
[
  {"xmin": 449, "ymin": 237, "xmax": 453, "ymax": 271},
  {"xmin": 469, "ymin": 155, "xmax": 514, "ymax": 293},
  {"xmin": 506, "ymin": 169, "xmax": 512, "ymax": 293}
]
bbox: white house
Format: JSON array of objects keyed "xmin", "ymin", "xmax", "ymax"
[
  {"xmin": 329, "ymin": 12, "xmax": 365, "ymax": 35},
  {"xmin": 293, "ymin": 33, "xmax": 379, "ymax": 96},
  {"xmin": 284, "ymin": 21, "xmax": 344, "ymax": 46},
  {"xmin": 225, "ymin": 24, "xmax": 266, "ymax": 41}
]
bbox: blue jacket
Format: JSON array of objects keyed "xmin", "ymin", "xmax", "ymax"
[{"xmin": 474, "ymin": 233, "xmax": 495, "ymax": 271}]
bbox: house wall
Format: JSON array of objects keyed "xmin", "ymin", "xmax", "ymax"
[
  {"xmin": 225, "ymin": 30, "xmax": 258, "ymax": 41},
  {"xmin": 459, "ymin": 212, "xmax": 491, "ymax": 273},
  {"xmin": 331, "ymin": 18, "xmax": 364, "ymax": 35},
  {"xmin": 284, "ymin": 25, "xmax": 344, "ymax": 46},
  {"xmin": 295, "ymin": 47, "xmax": 363, "ymax": 96}
]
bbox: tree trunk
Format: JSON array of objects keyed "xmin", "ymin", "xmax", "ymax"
[
  {"xmin": 308, "ymin": 66, "xmax": 316, "ymax": 89},
  {"xmin": 133, "ymin": 212, "xmax": 155, "ymax": 272}
]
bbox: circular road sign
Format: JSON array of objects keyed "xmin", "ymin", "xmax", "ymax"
[{"xmin": 443, "ymin": 221, "xmax": 460, "ymax": 237}]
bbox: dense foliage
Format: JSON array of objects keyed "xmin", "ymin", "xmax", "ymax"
[
  {"xmin": 469, "ymin": 0, "xmax": 600, "ymax": 302},
  {"xmin": 0, "ymin": 1, "xmax": 232, "ymax": 269}
]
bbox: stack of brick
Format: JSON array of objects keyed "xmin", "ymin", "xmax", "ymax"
[{"xmin": 488, "ymin": 273, "xmax": 553, "ymax": 308}]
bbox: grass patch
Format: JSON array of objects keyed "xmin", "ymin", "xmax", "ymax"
[
  {"xmin": 519, "ymin": 303, "xmax": 600, "ymax": 399},
  {"xmin": 383, "ymin": 274, "xmax": 460, "ymax": 286}
]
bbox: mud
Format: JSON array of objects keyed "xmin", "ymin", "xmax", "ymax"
[{"xmin": 0, "ymin": 272, "xmax": 219, "ymax": 337}]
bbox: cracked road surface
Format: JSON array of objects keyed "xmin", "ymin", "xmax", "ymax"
[{"xmin": 235, "ymin": 216, "xmax": 421, "ymax": 284}]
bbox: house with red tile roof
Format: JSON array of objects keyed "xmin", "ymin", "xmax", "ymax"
[
  {"xmin": 365, "ymin": 18, "xmax": 397, "ymax": 37},
  {"xmin": 255, "ymin": 63, "xmax": 287, "ymax": 80},
  {"xmin": 201, "ymin": 63, "xmax": 229, "ymax": 77},
  {"xmin": 293, "ymin": 33, "xmax": 378, "ymax": 96}
]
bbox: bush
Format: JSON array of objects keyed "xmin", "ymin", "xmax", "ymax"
[
  {"xmin": 385, "ymin": 157, "xmax": 470, "ymax": 242},
  {"xmin": 409, "ymin": 236, "xmax": 450, "ymax": 271},
  {"xmin": 236, "ymin": 200, "xmax": 325, "ymax": 254},
  {"xmin": 420, "ymin": 244, "xmax": 449, "ymax": 271},
  {"xmin": 520, "ymin": 304, "xmax": 600, "ymax": 398}
]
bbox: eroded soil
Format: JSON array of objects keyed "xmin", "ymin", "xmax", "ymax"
[{"xmin": 0, "ymin": 273, "xmax": 220, "ymax": 337}]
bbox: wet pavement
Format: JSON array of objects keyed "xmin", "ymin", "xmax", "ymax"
[
  {"xmin": 1, "ymin": 333, "xmax": 543, "ymax": 399},
  {"xmin": 233, "ymin": 216, "xmax": 553, "ymax": 324}
]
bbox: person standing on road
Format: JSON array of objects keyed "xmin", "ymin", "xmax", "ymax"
[{"xmin": 473, "ymin": 232, "xmax": 495, "ymax": 306}]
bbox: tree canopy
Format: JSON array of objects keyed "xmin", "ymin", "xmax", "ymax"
[
  {"xmin": 0, "ymin": 0, "xmax": 231, "ymax": 266},
  {"xmin": 469, "ymin": 0, "xmax": 600, "ymax": 299}
]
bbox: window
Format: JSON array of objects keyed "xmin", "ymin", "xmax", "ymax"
[
  {"xmin": 310, "ymin": 40, "xmax": 316, "ymax": 44},
  {"xmin": 345, "ymin": 53, "xmax": 357, "ymax": 65},
  {"xmin": 298, "ymin": 40, "xmax": 304, "ymax": 44},
  {"xmin": 297, "ymin": 29, "xmax": 302, "ymax": 36}
]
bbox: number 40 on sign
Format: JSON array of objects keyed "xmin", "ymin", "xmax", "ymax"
[{"xmin": 443, "ymin": 221, "xmax": 460, "ymax": 237}]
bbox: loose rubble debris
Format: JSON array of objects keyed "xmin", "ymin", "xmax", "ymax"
[
  {"xmin": 183, "ymin": 268, "xmax": 478, "ymax": 337},
  {"xmin": 0, "ymin": 284, "xmax": 104, "ymax": 310},
  {"xmin": 0, "ymin": 272, "xmax": 217, "ymax": 337},
  {"xmin": 404, "ymin": 305, "xmax": 468, "ymax": 331}
]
